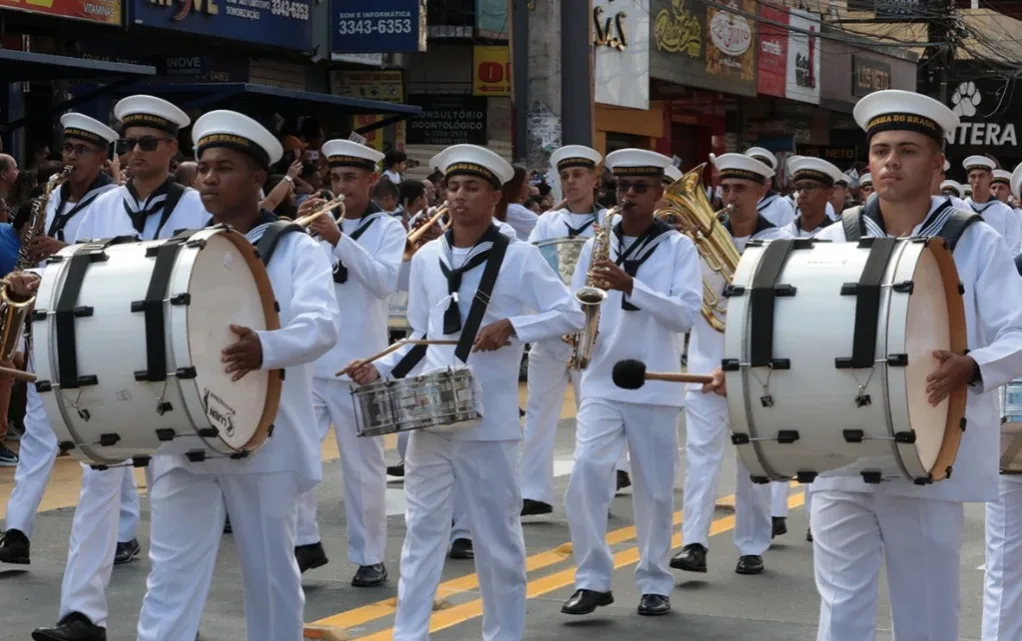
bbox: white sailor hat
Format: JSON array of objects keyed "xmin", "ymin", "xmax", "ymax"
[
  {"xmin": 963, "ymin": 183, "xmax": 973, "ymax": 194},
  {"xmin": 744, "ymin": 147, "xmax": 777, "ymax": 170},
  {"xmin": 60, "ymin": 113, "xmax": 118, "ymax": 148},
  {"xmin": 322, "ymin": 139, "xmax": 385, "ymax": 171},
  {"xmin": 836, "ymin": 173, "xmax": 853, "ymax": 186},
  {"xmin": 1011, "ymin": 164, "xmax": 1022, "ymax": 200},
  {"xmin": 853, "ymin": 89, "xmax": 959, "ymax": 145},
  {"xmin": 550, "ymin": 145, "xmax": 602, "ymax": 172},
  {"xmin": 431, "ymin": 144, "xmax": 514, "ymax": 188},
  {"xmin": 940, "ymin": 179, "xmax": 964, "ymax": 198},
  {"xmin": 860, "ymin": 173, "xmax": 873, "ymax": 187},
  {"xmin": 114, "ymin": 95, "xmax": 190, "ymax": 134},
  {"xmin": 605, "ymin": 149, "xmax": 673, "ymax": 178},
  {"xmin": 992, "ymin": 169, "xmax": 1012, "ymax": 186},
  {"xmin": 663, "ymin": 164, "xmax": 683, "ymax": 185},
  {"xmin": 788, "ymin": 156, "xmax": 844, "ymax": 187},
  {"xmin": 963, "ymin": 155, "xmax": 996, "ymax": 173},
  {"xmin": 711, "ymin": 152, "xmax": 774, "ymax": 184},
  {"xmin": 192, "ymin": 110, "xmax": 283, "ymax": 169}
]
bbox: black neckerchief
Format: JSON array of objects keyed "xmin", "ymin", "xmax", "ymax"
[
  {"xmin": 564, "ymin": 205, "xmax": 601, "ymax": 238},
  {"xmin": 795, "ymin": 214, "xmax": 834, "ymax": 234},
  {"xmin": 724, "ymin": 214, "xmax": 775, "ymax": 239},
  {"xmin": 48, "ymin": 173, "xmax": 113, "ymax": 241},
  {"xmin": 860, "ymin": 196, "xmax": 953, "ymax": 238},
  {"xmin": 123, "ymin": 176, "xmax": 174, "ymax": 233},
  {"xmin": 969, "ymin": 198, "xmax": 997, "ymax": 214},
  {"xmin": 613, "ymin": 217, "xmax": 672, "ymax": 311},
  {"xmin": 439, "ymin": 223, "xmax": 503, "ymax": 334},
  {"xmin": 334, "ymin": 201, "xmax": 384, "ymax": 284}
]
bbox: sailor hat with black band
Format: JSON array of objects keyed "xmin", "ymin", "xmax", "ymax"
[
  {"xmin": 711, "ymin": 152, "xmax": 774, "ymax": 184},
  {"xmin": 836, "ymin": 173, "xmax": 853, "ymax": 187},
  {"xmin": 788, "ymin": 156, "xmax": 843, "ymax": 187},
  {"xmin": 853, "ymin": 89, "xmax": 959, "ymax": 146},
  {"xmin": 605, "ymin": 148, "xmax": 673, "ymax": 178},
  {"xmin": 1011, "ymin": 163, "xmax": 1022, "ymax": 200},
  {"xmin": 743, "ymin": 146, "xmax": 777, "ymax": 170},
  {"xmin": 964, "ymin": 155, "xmax": 996, "ymax": 173},
  {"xmin": 192, "ymin": 110, "xmax": 283, "ymax": 170},
  {"xmin": 60, "ymin": 113, "xmax": 118, "ymax": 149},
  {"xmin": 322, "ymin": 139, "xmax": 385, "ymax": 171},
  {"xmin": 992, "ymin": 169, "xmax": 1012, "ymax": 186},
  {"xmin": 550, "ymin": 145, "xmax": 602, "ymax": 172},
  {"xmin": 114, "ymin": 95, "xmax": 190, "ymax": 135},
  {"xmin": 860, "ymin": 173, "xmax": 872, "ymax": 187},
  {"xmin": 940, "ymin": 179, "xmax": 964, "ymax": 198},
  {"xmin": 432, "ymin": 144, "xmax": 513, "ymax": 188},
  {"xmin": 663, "ymin": 164, "xmax": 682, "ymax": 186}
]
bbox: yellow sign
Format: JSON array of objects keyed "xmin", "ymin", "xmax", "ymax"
[
  {"xmin": 654, "ymin": 0, "xmax": 701, "ymax": 58},
  {"xmin": 333, "ymin": 70, "xmax": 404, "ymax": 103},
  {"xmin": 473, "ymin": 46, "xmax": 511, "ymax": 97},
  {"xmin": 593, "ymin": 4, "xmax": 628, "ymax": 51}
]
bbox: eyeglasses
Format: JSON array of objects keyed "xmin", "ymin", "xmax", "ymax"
[
  {"xmin": 117, "ymin": 136, "xmax": 173, "ymax": 154},
  {"xmin": 795, "ymin": 183, "xmax": 824, "ymax": 194},
  {"xmin": 616, "ymin": 180, "xmax": 652, "ymax": 194},
  {"xmin": 63, "ymin": 142, "xmax": 98, "ymax": 157}
]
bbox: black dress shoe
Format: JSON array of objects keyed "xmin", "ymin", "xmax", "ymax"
[
  {"xmin": 616, "ymin": 470, "xmax": 632, "ymax": 491},
  {"xmin": 0, "ymin": 528, "xmax": 30, "ymax": 564},
  {"xmin": 771, "ymin": 516, "xmax": 787, "ymax": 538},
  {"xmin": 806, "ymin": 527, "xmax": 813, "ymax": 543},
  {"xmin": 521, "ymin": 499, "xmax": 553, "ymax": 516},
  {"xmin": 669, "ymin": 543, "xmax": 707, "ymax": 573},
  {"xmin": 637, "ymin": 594, "xmax": 671, "ymax": 616},
  {"xmin": 735, "ymin": 555, "xmax": 764, "ymax": 575},
  {"xmin": 352, "ymin": 563, "xmax": 388, "ymax": 587},
  {"xmin": 561, "ymin": 589, "xmax": 614, "ymax": 615},
  {"xmin": 295, "ymin": 542, "xmax": 329, "ymax": 574},
  {"xmin": 32, "ymin": 612, "xmax": 106, "ymax": 641},
  {"xmin": 449, "ymin": 538, "xmax": 473, "ymax": 559},
  {"xmin": 386, "ymin": 463, "xmax": 405, "ymax": 477},
  {"xmin": 114, "ymin": 538, "xmax": 140, "ymax": 565}
]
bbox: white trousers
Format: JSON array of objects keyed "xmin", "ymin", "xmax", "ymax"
[
  {"xmin": 394, "ymin": 433, "xmax": 525, "ymax": 641},
  {"xmin": 520, "ymin": 348, "xmax": 628, "ymax": 505},
  {"xmin": 295, "ymin": 379, "xmax": 386, "ymax": 565},
  {"xmin": 566, "ymin": 397, "xmax": 679, "ymax": 596},
  {"xmin": 983, "ymin": 475, "xmax": 1022, "ymax": 641},
  {"xmin": 680, "ymin": 390, "xmax": 772, "ymax": 554},
  {"xmin": 771, "ymin": 482, "xmax": 790, "ymax": 518},
  {"xmin": 137, "ymin": 468, "xmax": 304, "ymax": 641},
  {"xmin": 400, "ymin": 432, "xmax": 470, "ymax": 544},
  {"xmin": 811, "ymin": 490, "xmax": 963, "ymax": 641},
  {"xmin": 59, "ymin": 464, "xmax": 140, "ymax": 627}
]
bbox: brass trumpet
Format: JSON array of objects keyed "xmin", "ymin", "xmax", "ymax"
[
  {"xmin": 295, "ymin": 195, "xmax": 346, "ymax": 235},
  {"xmin": 403, "ymin": 204, "xmax": 450, "ymax": 261}
]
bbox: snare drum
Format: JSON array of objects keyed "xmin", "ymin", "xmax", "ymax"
[
  {"xmin": 724, "ymin": 236, "xmax": 967, "ymax": 484},
  {"xmin": 1000, "ymin": 380, "xmax": 1022, "ymax": 473},
  {"xmin": 352, "ymin": 366, "xmax": 483, "ymax": 437},
  {"xmin": 32, "ymin": 226, "xmax": 282, "ymax": 465}
]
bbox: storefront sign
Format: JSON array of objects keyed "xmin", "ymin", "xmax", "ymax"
[
  {"xmin": 785, "ymin": 8, "xmax": 820, "ymax": 104},
  {"xmin": 0, "ymin": 0, "xmax": 120, "ymax": 24},
  {"xmin": 797, "ymin": 144, "xmax": 858, "ymax": 164},
  {"xmin": 331, "ymin": 0, "xmax": 426, "ymax": 54},
  {"xmin": 945, "ymin": 77, "xmax": 1019, "ymax": 152},
  {"xmin": 472, "ymin": 46, "xmax": 511, "ymax": 97},
  {"xmin": 79, "ymin": 39, "xmax": 249, "ymax": 81},
  {"xmin": 705, "ymin": 0, "xmax": 755, "ymax": 82},
  {"xmin": 654, "ymin": 0, "xmax": 701, "ymax": 57},
  {"xmin": 331, "ymin": 70, "xmax": 404, "ymax": 102},
  {"xmin": 847, "ymin": 0, "xmax": 941, "ymax": 22},
  {"xmin": 757, "ymin": 4, "xmax": 787, "ymax": 97},
  {"xmin": 132, "ymin": 0, "xmax": 312, "ymax": 50},
  {"xmin": 851, "ymin": 55, "xmax": 891, "ymax": 97},
  {"xmin": 476, "ymin": 0, "xmax": 509, "ymax": 39},
  {"xmin": 594, "ymin": 0, "xmax": 649, "ymax": 110},
  {"xmin": 406, "ymin": 95, "xmax": 487, "ymax": 146}
]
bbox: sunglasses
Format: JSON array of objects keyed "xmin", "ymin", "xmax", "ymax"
[
  {"xmin": 616, "ymin": 180, "xmax": 652, "ymax": 194},
  {"xmin": 117, "ymin": 136, "xmax": 172, "ymax": 154}
]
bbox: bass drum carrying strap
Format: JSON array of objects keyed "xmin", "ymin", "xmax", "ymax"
[
  {"xmin": 841, "ymin": 206, "xmax": 982, "ymax": 252},
  {"xmin": 255, "ymin": 221, "xmax": 304, "ymax": 266}
]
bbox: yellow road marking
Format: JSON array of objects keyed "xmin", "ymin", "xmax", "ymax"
[{"xmin": 350, "ymin": 490, "xmax": 806, "ymax": 641}]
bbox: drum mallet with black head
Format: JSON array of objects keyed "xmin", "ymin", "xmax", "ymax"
[{"xmin": 612, "ymin": 359, "xmax": 713, "ymax": 389}]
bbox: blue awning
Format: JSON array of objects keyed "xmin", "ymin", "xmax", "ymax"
[{"xmin": 0, "ymin": 50, "xmax": 156, "ymax": 82}]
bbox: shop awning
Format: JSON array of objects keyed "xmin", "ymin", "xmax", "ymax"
[
  {"xmin": 126, "ymin": 83, "xmax": 422, "ymax": 132},
  {"xmin": 0, "ymin": 49, "xmax": 156, "ymax": 82}
]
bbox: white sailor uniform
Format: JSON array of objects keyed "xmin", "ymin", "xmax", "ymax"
[
  {"xmin": 756, "ymin": 191, "xmax": 796, "ymax": 228},
  {"xmin": 295, "ymin": 202, "xmax": 405, "ymax": 567},
  {"xmin": 965, "ymin": 196, "xmax": 1022, "ymax": 254}
]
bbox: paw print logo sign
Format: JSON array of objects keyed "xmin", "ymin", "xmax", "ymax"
[{"xmin": 952, "ymin": 81, "xmax": 982, "ymax": 118}]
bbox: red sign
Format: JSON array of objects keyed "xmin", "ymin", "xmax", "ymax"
[
  {"xmin": 0, "ymin": 0, "xmax": 121, "ymax": 24},
  {"xmin": 757, "ymin": 3, "xmax": 788, "ymax": 98}
]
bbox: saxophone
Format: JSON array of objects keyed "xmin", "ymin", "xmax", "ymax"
[
  {"xmin": 0, "ymin": 166, "xmax": 72, "ymax": 361},
  {"xmin": 567, "ymin": 205, "xmax": 619, "ymax": 371}
]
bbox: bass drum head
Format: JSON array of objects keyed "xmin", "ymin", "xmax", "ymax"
[
  {"xmin": 903, "ymin": 240, "xmax": 966, "ymax": 479},
  {"xmin": 183, "ymin": 231, "xmax": 281, "ymax": 452}
]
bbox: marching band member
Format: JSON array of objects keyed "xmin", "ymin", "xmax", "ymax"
[
  {"xmin": 982, "ymin": 160, "xmax": 1022, "ymax": 641},
  {"xmin": 810, "ymin": 90, "xmax": 1022, "ymax": 641},
  {"xmin": 963, "ymin": 155, "xmax": 1021, "ymax": 253},
  {"xmin": 829, "ymin": 173, "xmax": 853, "ymax": 216},
  {"xmin": 0, "ymin": 114, "xmax": 123, "ymax": 569},
  {"xmin": 561, "ymin": 149, "xmax": 701, "ymax": 617},
  {"xmin": 673, "ymin": 153, "xmax": 788, "ymax": 578},
  {"xmin": 780, "ymin": 157, "xmax": 841, "ymax": 238},
  {"xmin": 291, "ymin": 139, "xmax": 405, "ymax": 586},
  {"xmin": 859, "ymin": 173, "xmax": 874, "ymax": 199},
  {"xmin": 31, "ymin": 97, "xmax": 211, "ymax": 641},
  {"xmin": 349, "ymin": 144, "xmax": 583, "ymax": 641},
  {"xmin": 991, "ymin": 168, "xmax": 1022, "ymax": 217},
  {"xmin": 134, "ymin": 110, "xmax": 338, "ymax": 641},
  {"xmin": 743, "ymin": 147, "xmax": 795, "ymax": 227},
  {"xmin": 521, "ymin": 145, "xmax": 629, "ymax": 516},
  {"xmin": 941, "ymin": 179, "xmax": 965, "ymax": 200}
]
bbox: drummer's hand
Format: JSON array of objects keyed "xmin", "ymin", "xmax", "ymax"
[
  {"xmin": 222, "ymin": 324, "xmax": 263, "ymax": 381},
  {"xmin": 28, "ymin": 236, "xmax": 67, "ymax": 262},
  {"xmin": 926, "ymin": 350, "xmax": 975, "ymax": 406},
  {"xmin": 348, "ymin": 360, "xmax": 381, "ymax": 386},
  {"xmin": 3, "ymin": 272, "xmax": 41, "ymax": 298},
  {"xmin": 309, "ymin": 212, "xmax": 341, "ymax": 247},
  {"xmin": 473, "ymin": 319, "xmax": 514, "ymax": 352},
  {"xmin": 702, "ymin": 366, "xmax": 727, "ymax": 397}
]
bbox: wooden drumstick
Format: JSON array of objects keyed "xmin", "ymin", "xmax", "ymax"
[
  {"xmin": 335, "ymin": 339, "xmax": 458, "ymax": 378},
  {"xmin": 0, "ymin": 366, "xmax": 36, "ymax": 383},
  {"xmin": 612, "ymin": 359, "xmax": 713, "ymax": 389}
]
